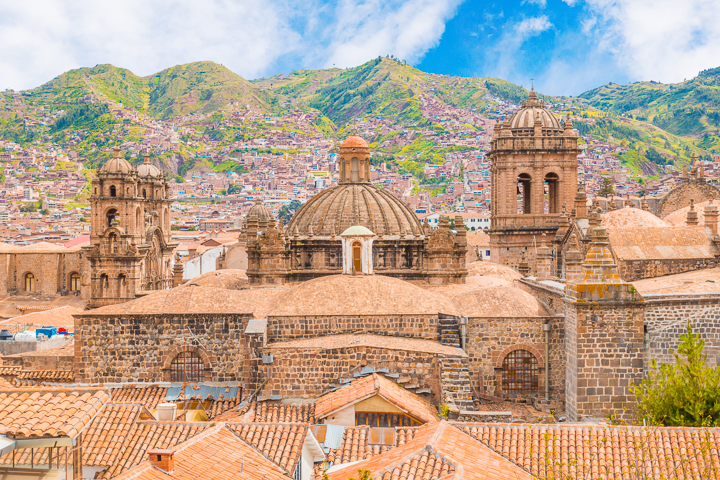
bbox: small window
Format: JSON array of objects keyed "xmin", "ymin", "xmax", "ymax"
[
  {"xmin": 24, "ymin": 273, "xmax": 35, "ymax": 292},
  {"xmin": 486, "ymin": 250, "xmax": 491, "ymax": 256},
  {"xmin": 109, "ymin": 185, "xmax": 116, "ymax": 197},
  {"xmin": 368, "ymin": 427, "xmax": 395, "ymax": 446},
  {"xmin": 310, "ymin": 425, "xmax": 327, "ymax": 443},
  {"xmin": 171, "ymin": 351, "xmax": 205, "ymax": 382},
  {"xmin": 70, "ymin": 273, "xmax": 81, "ymax": 292},
  {"xmin": 502, "ymin": 350, "xmax": 538, "ymax": 393}
]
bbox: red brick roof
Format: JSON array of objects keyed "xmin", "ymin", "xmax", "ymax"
[
  {"xmin": 328, "ymin": 421, "xmax": 532, "ymax": 480},
  {"xmin": 325, "ymin": 426, "xmax": 419, "ymax": 465},
  {"xmin": 457, "ymin": 422, "xmax": 720, "ymax": 479},
  {"xmin": 315, "ymin": 373, "xmax": 439, "ymax": 424},
  {"xmin": 0, "ymin": 388, "xmax": 109, "ymax": 439},
  {"xmin": 16, "ymin": 370, "xmax": 74, "ymax": 382},
  {"xmin": 110, "ymin": 386, "xmax": 168, "ymax": 410},
  {"xmin": 113, "ymin": 425, "xmax": 291, "ymax": 480},
  {"xmin": 227, "ymin": 423, "xmax": 309, "ymax": 475}
]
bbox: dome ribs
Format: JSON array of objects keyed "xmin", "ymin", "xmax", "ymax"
[
  {"xmin": 316, "ymin": 185, "xmax": 345, "ymax": 235},
  {"xmin": 360, "ymin": 188, "xmax": 380, "ymax": 235},
  {"xmin": 376, "ymin": 187, "xmax": 422, "ymax": 235}
]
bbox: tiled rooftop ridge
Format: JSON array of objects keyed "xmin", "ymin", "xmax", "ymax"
[{"xmin": 227, "ymin": 422, "xmax": 309, "ymax": 474}]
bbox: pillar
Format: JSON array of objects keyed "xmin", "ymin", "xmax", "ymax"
[{"xmin": 705, "ymin": 202, "xmax": 718, "ymax": 236}]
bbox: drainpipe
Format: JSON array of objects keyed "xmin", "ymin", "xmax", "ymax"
[{"xmin": 542, "ymin": 322, "xmax": 551, "ymax": 401}]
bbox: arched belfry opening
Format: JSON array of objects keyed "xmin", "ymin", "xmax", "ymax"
[
  {"xmin": 544, "ymin": 172, "xmax": 560, "ymax": 214},
  {"xmin": 341, "ymin": 226, "xmax": 375, "ymax": 275},
  {"xmin": 517, "ymin": 173, "xmax": 532, "ymax": 214}
]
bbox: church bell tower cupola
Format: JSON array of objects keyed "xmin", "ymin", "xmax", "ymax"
[{"xmin": 339, "ymin": 136, "xmax": 371, "ymax": 183}]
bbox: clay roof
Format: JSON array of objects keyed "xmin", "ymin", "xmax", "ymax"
[
  {"xmin": 632, "ymin": 267, "xmax": 720, "ymax": 295},
  {"xmin": 602, "ymin": 207, "xmax": 670, "ymax": 228},
  {"xmin": 328, "ymin": 421, "xmax": 532, "ymax": 480},
  {"xmin": 188, "ymin": 269, "xmax": 249, "ymax": 290},
  {"xmin": 466, "ymin": 260, "xmax": 522, "ymax": 282},
  {"xmin": 424, "ymin": 274, "xmax": 511, "ymax": 298},
  {"xmin": 110, "ymin": 386, "xmax": 168, "ymax": 410},
  {"xmin": 0, "ymin": 305, "xmax": 81, "ymax": 329},
  {"xmin": 325, "ymin": 426, "xmax": 418, "ymax": 465},
  {"xmin": 268, "ymin": 334, "xmax": 465, "ymax": 357},
  {"xmin": 16, "ymin": 370, "xmax": 74, "ymax": 382},
  {"xmin": 99, "ymin": 421, "xmax": 211, "ymax": 479},
  {"xmin": 112, "ymin": 425, "xmax": 290, "ymax": 480},
  {"xmin": 268, "ymin": 274, "xmax": 460, "ymax": 317},
  {"xmin": 664, "ymin": 199, "xmax": 715, "ymax": 226},
  {"xmin": 456, "ymin": 422, "xmax": 720, "ymax": 479},
  {"xmin": 341, "ymin": 135, "xmax": 369, "ymax": 148},
  {"xmin": 451, "ymin": 285, "xmax": 549, "ymax": 317},
  {"xmin": 86, "ymin": 283, "xmax": 282, "ymax": 317},
  {"xmin": 64, "ymin": 234, "xmax": 91, "ymax": 248},
  {"xmin": 9, "ymin": 241, "xmax": 69, "ymax": 253},
  {"xmin": 252, "ymin": 401, "xmax": 316, "ymax": 424},
  {"xmin": 315, "ymin": 373, "xmax": 439, "ymax": 424},
  {"xmin": 287, "ymin": 182, "xmax": 423, "ymax": 237},
  {"xmin": 0, "ymin": 388, "xmax": 109, "ymax": 439},
  {"xmin": 83, "ymin": 403, "xmax": 148, "ymax": 466},
  {"xmin": 607, "ymin": 226, "xmax": 717, "ymax": 260},
  {"xmin": 0, "ymin": 366, "xmax": 20, "ymax": 376},
  {"xmin": 227, "ymin": 423, "xmax": 310, "ymax": 474},
  {"xmin": 206, "ymin": 397, "xmax": 240, "ymax": 419}
]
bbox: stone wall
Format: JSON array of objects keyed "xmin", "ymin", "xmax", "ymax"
[
  {"xmin": 564, "ymin": 301, "xmax": 644, "ymax": 422},
  {"xmin": 644, "ymin": 295, "xmax": 720, "ymax": 372},
  {"xmin": 266, "ymin": 315, "xmax": 441, "ymax": 343},
  {"xmin": 263, "ymin": 344, "xmax": 442, "ymax": 400},
  {"xmin": 75, "ymin": 313, "xmax": 250, "ymax": 383},
  {"xmin": 465, "ymin": 315, "xmax": 565, "ymax": 402},
  {"xmin": 618, "ymin": 258, "xmax": 717, "ymax": 282},
  {"xmin": 0, "ymin": 252, "xmax": 85, "ymax": 297},
  {"xmin": 655, "ymin": 178, "xmax": 720, "ymax": 218},
  {"xmin": 516, "ymin": 279, "xmax": 566, "ymax": 315}
]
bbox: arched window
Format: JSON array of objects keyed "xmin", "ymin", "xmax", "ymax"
[
  {"xmin": 118, "ymin": 274, "xmax": 127, "ymax": 298},
  {"xmin": 352, "ymin": 241, "xmax": 362, "ymax": 273},
  {"xmin": 109, "ymin": 185, "xmax": 117, "ymax": 197},
  {"xmin": 170, "ymin": 351, "xmax": 205, "ymax": 382},
  {"xmin": 24, "ymin": 273, "xmax": 35, "ymax": 292},
  {"xmin": 544, "ymin": 172, "xmax": 560, "ymax": 214},
  {"xmin": 350, "ymin": 158, "xmax": 360, "ymax": 182},
  {"xmin": 100, "ymin": 274, "xmax": 109, "ymax": 297},
  {"xmin": 107, "ymin": 208, "xmax": 118, "ymax": 227},
  {"xmin": 517, "ymin": 173, "xmax": 532, "ymax": 214},
  {"xmin": 136, "ymin": 208, "xmax": 142, "ymax": 232},
  {"xmin": 142, "ymin": 188, "xmax": 147, "ymax": 198},
  {"xmin": 502, "ymin": 350, "xmax": 538, "ymax": 393},
  {"xmin": 69, "ymin": 273, "xmax": 81, "ymax": 292},
  {"xmin": 108, "ymin": 233, "xmax": 117, "ymax": 254}
]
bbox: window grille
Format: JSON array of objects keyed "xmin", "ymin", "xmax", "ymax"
[
  {"xmin": 502, "ymin": 349, "xmax": 538, "ymax": 393},
  {"xmin": 170, "ymin": 351, "xmax": 204, "ymax": 382}
]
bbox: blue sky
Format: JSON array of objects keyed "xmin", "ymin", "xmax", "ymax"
[{"xmin": 1, "ymin": 0, "xmax": 720, "ymax": 96}]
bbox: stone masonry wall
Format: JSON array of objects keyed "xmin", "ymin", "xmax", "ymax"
[
  {"xmin": 266, "ymin": 315, "xmax": 441, "ymax": 343},
  {"xmin": 565, "ymin": 302, "xmax": 644, "ymax": 422},
  {"xmin": 618, "ymin": 258, "xmax": 717, "ymax": 282},
  {"xmin": 264, "ymin": 345, "xmax": 442, "ymax": 400},
  {"xmin": 75, "ymin": 313, "xmax": 250, "ymax": 383},
  {"xmin": 465, "ymin": 316, "xmax": 565, "ymax": 402},
  {"xmin": 517, "ymin": 279, "xmax": 565, "ymax": 315},
  {"xmin": 644, "ymin": 296, "xmax": 720, "ymax": 373}
]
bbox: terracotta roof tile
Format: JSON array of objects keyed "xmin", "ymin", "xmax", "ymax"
[
  {"xmin": 457, "ymin": 422, "xmax": 720, "ymax": 479},
  {"xmin": 82, "ymin": 403, "xmax": 147, "ymax": 467},
  {"xmin": 0, "ymin": 305, "xmax": 80, "ymax": 330},
  {"xmin": 608, "ymin": 226, "xmax": 717, "ymax": 260},
  {"xmin": 112, "ymin": 425, "xmax": 291, "ymax": 480},
  {"xmin": 227, "ymin": 423, "xmax": 308, "ymax": 474},
  {"xmin": 315, "ymin": 373, "xmax": 439, "ymax": 424},
  {"xmin": 99, "ymin": 421, "xmax": 211, "ymax": 479},
  {"xmin": 252, "ymin": 401, "xmax": 316, "ymax": 424},
  {"xmin": 0, "ymin": 366, "xmax": 21, "ymax": 376},
  {"xmin": 110, "ymin": 386, "xmax": 168, "ymax": 410},
  {"xmin": 16, "ymin": 370, "xmax": 74, "ymax": 382},
  {"xmin": 328, "ymin": 421, "xmax": 531, "ymax": 480},
  {"xmin": 325, "ymin": 426, "xmax": 403, "ymax": 465}
]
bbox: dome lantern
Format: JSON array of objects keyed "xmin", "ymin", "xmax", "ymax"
[{"xmin": 339, "ymin": 135, "xmax": 371, "ymax": 183}]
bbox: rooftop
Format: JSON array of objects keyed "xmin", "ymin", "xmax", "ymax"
[
  {"xmin": 269, "ymin": 334, "xmax": 465, "ymax": 357},
  {"xmin": 601, "ymin": 207, "xmax": 669, "ymax": 228}
]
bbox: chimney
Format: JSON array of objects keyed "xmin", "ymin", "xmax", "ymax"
[
  {"xmin": 156, "ymin": 402, "xmax": 177, "ymax": 421},
  {"xmin": 148, "ymin": 449, "xmax": 174, "ymax": 473},
  {"xmin": 705, "ymin": 202, "xmax": 718, "ymax": 236}
]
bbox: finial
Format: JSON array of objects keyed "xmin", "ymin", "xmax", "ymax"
[
  {"xmin": 540, "ymin": 232, "xmax": 547, "ymax": 247},
  {"xmin": 143, "ymin": 152, "xmax": 151, "ymax": 164},
  {"xmin": 113, "ymin": 147, "xmax": 121, "ymax": 157},
  {"xmin": 690, "ymin": 199, "xmax": 695, "ymax": 210}
]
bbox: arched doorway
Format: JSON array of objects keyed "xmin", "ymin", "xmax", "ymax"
[
  {"xmin": 517, "ymin": 173, "xmax": 532, "ymax": 214},
  {"xmin": 350, "ymin": 158, "xmax": 360, "ymax": 182},
  {"xmin": 106, "ymin": 208, "xmax": 118, "ymax": 227},
  {"xmin": 502, "ymin": 350, "xmax": 539, "ymax": 394},
  {"xmin": 352, "ymin": 241, "xmax": 362, "ymax": 273},
  {"xmin": 24, "ymin": 273, "xmax": 35, "ymax": 292},
  {"xmin": 170, "ymin": 351, "xmax": 205, "ymax": 382}
]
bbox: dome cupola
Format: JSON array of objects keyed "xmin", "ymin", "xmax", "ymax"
[
  {"xmin": 137, "ymin": 153, "xmax": 162, "ymax": 178},
  {"xmin": 338, "ymin": 135, "xmax": 371, "ymax": 183},
  {"xmin": 99, "ymin": 147, "xmax": 133, "ymax": 175}
]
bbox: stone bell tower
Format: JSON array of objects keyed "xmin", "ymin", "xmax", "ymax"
[
  {"xmin": 85, "ymin": 149, "xmax": 177, "ymax": 308},
  {"xmin": 488, "ymin": 90, "xmax": 580, "ymax": 273}
]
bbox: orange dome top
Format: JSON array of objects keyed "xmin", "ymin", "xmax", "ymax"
[{"xmin": 341, "ymin": 136, "xmax": 368, "ymax": 148}]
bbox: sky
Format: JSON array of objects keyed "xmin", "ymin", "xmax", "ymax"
[{"xmin": 1, "ymin": 0, "xmax": 720, "ymax": 96}]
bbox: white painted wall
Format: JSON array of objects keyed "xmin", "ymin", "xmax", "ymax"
[
  {"xmin": 341, "ymin": 236, "xmax": 374, "ymax": 275},
  {"xmin": 183, "ymin": 246, "xmax": 225, "ymax": 280}
]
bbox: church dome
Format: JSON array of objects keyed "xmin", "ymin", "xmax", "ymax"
[
  {"xmin": 287, "ymin": 183, "xmax": 423, "ymax": 237},
  {"xmin": 137, "ymin": 155, "xmax": 162, "ymax": 178},
  {"xmin": 451, "ymin": 285, "xmax": 548, "ymax": 317},
  {"xmin": 247, "ymin": 199, "xmax": 273, "ymax": 223},
  {"xmin": 341, "ymin": 136, "xmax": 369, "ymax": 149},
  {"xmin": 602, "ymin": 207, "xmax": 669, "ymax": 229},
  {"xmin": 100, "ymin": 148, "xmax": 133, "ymax": 175},
  {"xmin": 507, "ymin": 90, "xmax": 562, "ymax": 132}
]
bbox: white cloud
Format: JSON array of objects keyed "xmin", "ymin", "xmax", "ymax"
[
  {"xmin": 0, "ymin": 0, "xmax": 462, "ymax": 90},
  {"xmin": 515, "ymin": 15, "xmax": 553, "ymax": 40},
  {"xmin": 584, "ymin": 0, "xmax": 720, "ymax": 82},
  {"xmin": 523, "ymin": 0, "xmax": 548, "ymax": 8},
  {"xmin": 562, "ymin": 0, "xmax": 579, "ymax": 6}
]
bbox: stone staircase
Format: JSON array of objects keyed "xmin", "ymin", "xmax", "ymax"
[
  {"xmin": 440, "ymin": 356, "xmax": 474, "ymax": 411},
  {"xmin": 439, "ymin": 315, "xmax": 460, "ymax": 348}
]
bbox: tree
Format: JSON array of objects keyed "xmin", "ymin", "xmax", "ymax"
[
  {"xmin": 598, "ymin": 176, "xmax": 615, "ymax": 197},
  {"xmin": 278, "ymin": 200, "xmax": 303, "ymax": 224},
  {"xmin": 631, "ymin": 322, "xmax": 720, "ymax": 427}
]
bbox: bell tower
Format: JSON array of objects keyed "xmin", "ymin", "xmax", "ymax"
[
  {"xmin": 488, "ymin": 90, "xmax": 580, "ymax": 273},
  {"xmin": 338, "ymin": 136, "xmax": 371, "ymax": 183},
  {"xmin": 85, "ymin": 148, "xmax": 176, "ymax": 308}
]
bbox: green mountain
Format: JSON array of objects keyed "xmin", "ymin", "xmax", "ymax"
[
  {"xmin": 29, "ymin": 61, "xmax": 271, "ymax": 119},
  {"xmin": 578, "ymin": 67, "xmax": 720, "ymax": 153}
]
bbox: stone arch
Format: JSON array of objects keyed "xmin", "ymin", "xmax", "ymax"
[
  {"xmin": 161, "ymin": 345, "xmax": 216, "ymax": 382},
  {"xmin": 109, "ymin": 185, "xmax": 117, "ymax": 197},
  {"xmin": 543, "ymin": 171, "xmax": 561, "ymax": 214},
  {"xmin": 493, "ymin": 343, "xmax": 545, "ymax": 398},
  {"xmin": 104, "ymin": 206, "xmax": 120, "ymax": 228},
  {"xmin": 516, "ymin": 172, "xmax": 532, "ymax": 214},
  {"xmin": 22, "ymin": 271, "xmax": 35, "ymax": 292}
]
